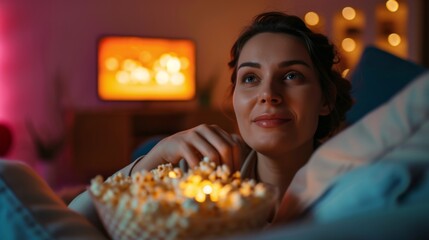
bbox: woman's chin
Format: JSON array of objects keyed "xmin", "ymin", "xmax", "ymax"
[{"xmin": 251, "ymin": 139, "xmax": 293, "ymax": 155}]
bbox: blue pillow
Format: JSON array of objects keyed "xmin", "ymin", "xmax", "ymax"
[
  {"xmin": 0, "ymin": 160, "xmax": 107, "ymax": 239},
  {"xmin": 346, "ymin": 46, "xmax": 427, "ymax": 124},
  {"xmin": 310, "ymin": 162, "xmax": 411, "ymax": 222}
]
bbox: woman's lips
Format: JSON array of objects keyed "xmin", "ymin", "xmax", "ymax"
[{"xmin": 252, "ymin": 115, "xmax": 292, "ymax": 128}]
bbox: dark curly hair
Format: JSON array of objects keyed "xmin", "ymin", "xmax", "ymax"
[{"xmin": 228, "ymin": 11, "xmax": 354, "ymax": 142}]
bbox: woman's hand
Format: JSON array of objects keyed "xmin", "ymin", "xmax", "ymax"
[{"xmin": 142, "ymin": 124, "xmax": 241, "ymax": 172}]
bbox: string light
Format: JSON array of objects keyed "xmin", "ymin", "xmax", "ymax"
[
  {"xmin": 341, "ymin": 38, "xmax": 356, "ymax": 52},
  {"xmin": 304, "ymin": 12, "xmax": 320, "ymax": 26},
  {"xmin": 386, "ymin": 0, "xmax": 399, "ymax": 12},
  {"xmin": 342, "ymin": 69, "xmax": 350, "ymax": 78},
  {"xmin": 388, "ymin": 33, "xmax": 401, "ymax": 46},
  {"xmin": 342, "ymin": 7, "xmax": 356, "ymax": 20}
]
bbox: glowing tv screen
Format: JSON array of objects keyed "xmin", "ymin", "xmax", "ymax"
[{"xmin": 97, "ymin": 36, "xmax": 196, "ymax": 101}]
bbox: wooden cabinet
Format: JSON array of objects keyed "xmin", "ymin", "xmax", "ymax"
[
  {"xmin": 71, "ymin": 108, "xmax": 237, "ymax": 181},
  {"xmin": 72, "ymin": 111, "xmax": 132, "ymax": 181}
]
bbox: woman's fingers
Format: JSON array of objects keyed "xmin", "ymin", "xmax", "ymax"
[
  {"xmin": 194, "ymin": 124, "xmax": 240, "ymax": 171},
  {"xmin": 152, "ymin": 124, "xmax": 240, "ymax": 171},
  {"xmin": 180, "ymin": 130, "xmax": 221, "ymax": 167},
  {"xmin": 207, "ymin": 126, "xmax": 238, "ymax": 171},
  {"xmin": 216, "ymin": 128, "xmax": 241, "ymax": 172}
]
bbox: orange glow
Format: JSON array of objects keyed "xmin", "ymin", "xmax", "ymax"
[
  {"xmin": 304, "ymin": 12, "xmax": 319, "ymax": 26},
  {"xmin": 342, "ymin": 7, "xmax": 356, "ymax": 20},
  {"xmin": 386, "ymin": 0, "xmax": 399, "ymax": 12},
  {"xmin": 98, "ymin": 37, "xmax": 196, "ymax": 101},
  {"xmin": 388, "ymin": 33, "xmax": 401, "ymax": 46}
]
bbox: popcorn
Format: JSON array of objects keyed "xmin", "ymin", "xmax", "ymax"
[{"xmin": 89, "ymin": 160, "xmax": 277, "ymax": 240}]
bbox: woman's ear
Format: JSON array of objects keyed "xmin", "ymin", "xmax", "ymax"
[
  {"xmin": 319, "ymin": 102, "xmax": 332, "ymax": 116},
  {"xmin": 319, "ymin": 90, "xmax": 335, "ymax": 116}
]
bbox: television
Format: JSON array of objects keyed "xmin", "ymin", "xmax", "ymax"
[{"xmin": 97, "ymin": 36, "xmax": 196, "ymax": 101}]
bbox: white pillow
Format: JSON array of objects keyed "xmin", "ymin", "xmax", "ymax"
[{"xmin": 274, "ymin": 71, "xmax": 429, "ymax": 222}]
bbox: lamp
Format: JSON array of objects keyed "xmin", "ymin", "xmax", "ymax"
[{"xmin": 98, "ymin": 36, "xmax": 196, "ymax": 101}]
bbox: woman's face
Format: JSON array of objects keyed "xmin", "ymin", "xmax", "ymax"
[{"xmin": 233, "ymin": 32, "xmax": 330, "ymax": 156}]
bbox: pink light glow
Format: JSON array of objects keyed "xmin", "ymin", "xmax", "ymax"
[
  {"xmin": 0, "ymin": 7, "xmax": 4, "ymax": 118},
  {"xmin": 0, "ymin": 6, "xmax": 11, "ymax": 121},
  {"xmin": 0, "ymin": 39, "xmax": 7, "ymax": 120},
  {"xmin": 0, "ymin": 37, "xmax": 10, "ymax": 120}
]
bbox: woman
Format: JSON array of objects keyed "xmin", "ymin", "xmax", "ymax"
[{"xmin": 69, "ymin": 11, "xmax": 353, "ymax": 227}]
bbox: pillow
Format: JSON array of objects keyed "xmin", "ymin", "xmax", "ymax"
[
  {"xmin": 346, "ymin": 46, "xmax": 427, "ymax": 125},
  {"xmin": 310, "ymin": 161, "xmax": 417, "ymax": 221},
  {"xmin": 0, "ymin": 159, "xmax": 107, "ymax": 239},
  {"xmin": 274, "ymin": 70, "xmax": 429, "ymax": 223}
]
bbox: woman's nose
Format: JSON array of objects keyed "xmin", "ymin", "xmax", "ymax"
[{"xmin": 258, "ymin": 84, "xmax": 282, "ymax": 104}]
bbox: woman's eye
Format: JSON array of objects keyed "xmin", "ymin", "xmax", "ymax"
[
  {"xmin": 284, "ymin": 71, "xmax": 303, "ymax": 81},
  {"xmin": 242, "ymin": 74, "xmax": 258, "ymax": 83}
]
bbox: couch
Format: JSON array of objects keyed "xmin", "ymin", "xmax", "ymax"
[{"xmin": 0, "ymin": 46, "xmax": 428, "ymax": 239}]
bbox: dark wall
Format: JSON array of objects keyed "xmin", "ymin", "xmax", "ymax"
[{"xmin": 422, "ymin": 0, "xmax": 429, "ymax": 67}]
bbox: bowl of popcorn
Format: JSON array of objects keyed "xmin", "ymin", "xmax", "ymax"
[{"xmin": 89, "ymin": 158, "xmax": 278, "ymax": 240}]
